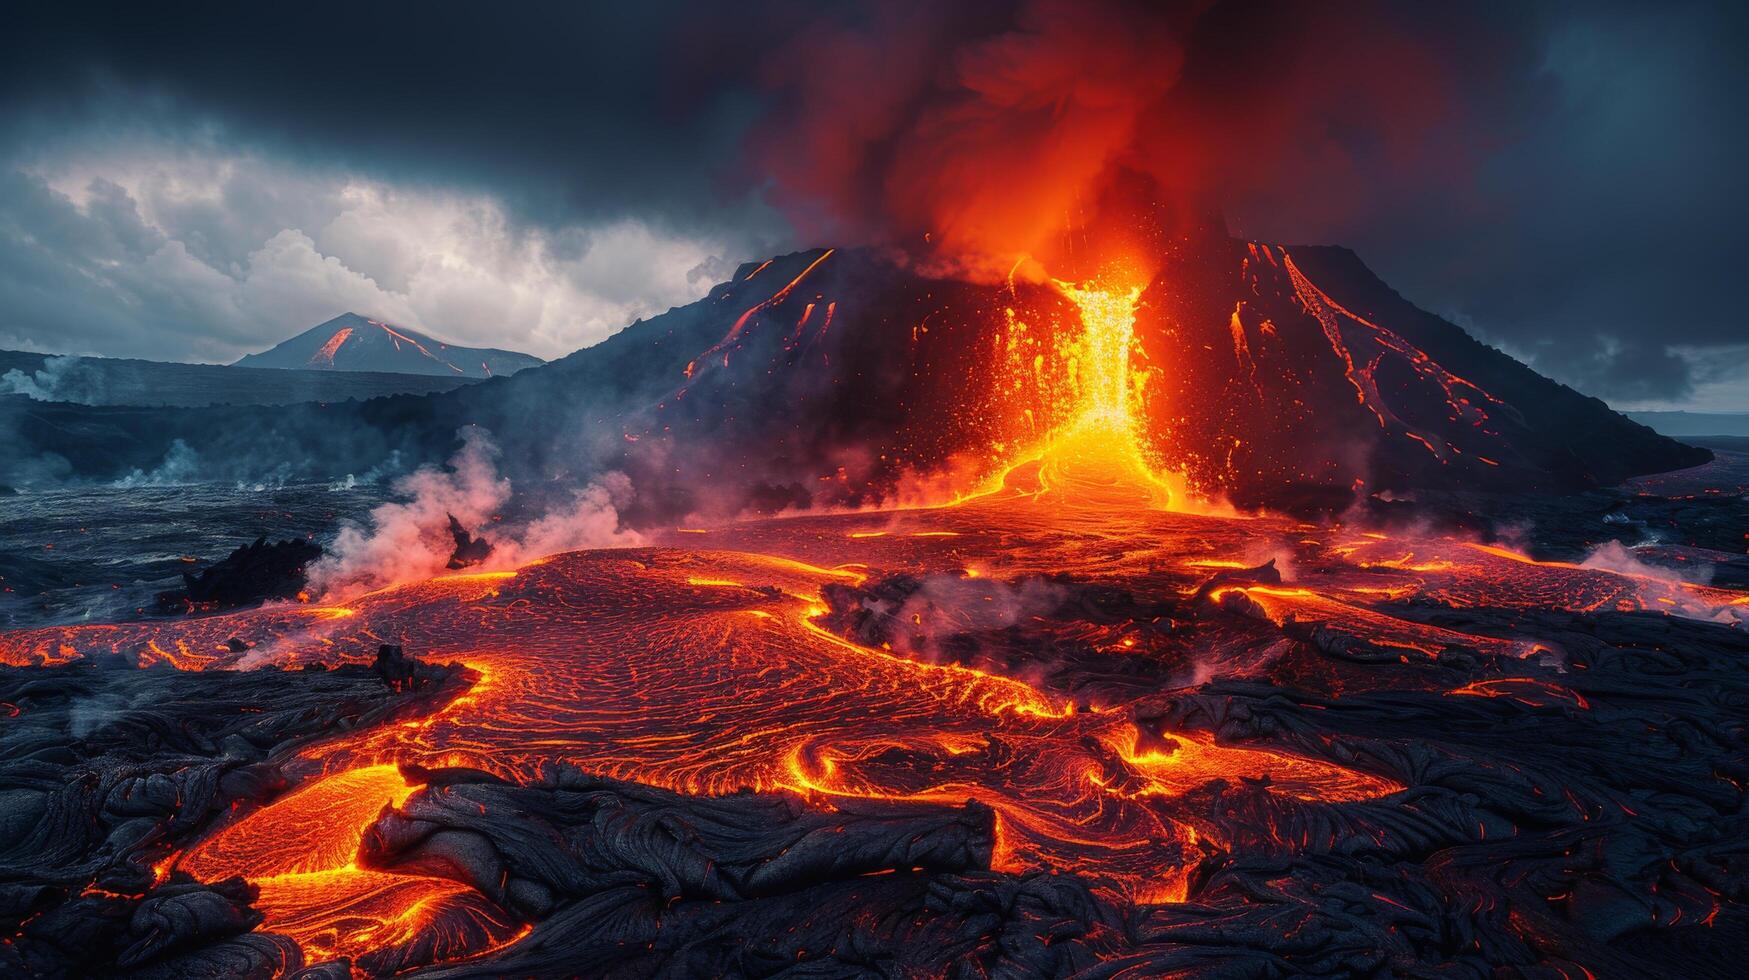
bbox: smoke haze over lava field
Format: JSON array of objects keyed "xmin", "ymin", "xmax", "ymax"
[{"xmin": 3, "ymin": 2, "xmax": 1748, "ymax": 978}]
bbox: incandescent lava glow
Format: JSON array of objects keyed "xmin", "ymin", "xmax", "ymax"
[
  {"xmin": 1059, "ymin": 279, "xmax": 1142, "ymax": 429},
  {"xmin": 997, "ymin": 269, "xmax": 1177, "ymax": 509}
]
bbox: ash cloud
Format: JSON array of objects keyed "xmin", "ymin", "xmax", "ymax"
[
  {"xmin": 0, "ymin": 1, "xmax": 1744, "ymax": 407},
  {"xmin": 749, "ymin": 0, "xmax": 1749, "ymax": 405},
  {"xmin": 752, "ymin": 0, "xmax": 1749, "ymax": 409}
]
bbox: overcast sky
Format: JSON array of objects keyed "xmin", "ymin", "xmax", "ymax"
[{"xmin": 1, "ymin": 1, "xmax": 1743, "ymax": 411}]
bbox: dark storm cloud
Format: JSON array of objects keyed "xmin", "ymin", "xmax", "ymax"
[
  {"xmin": 0, "ymin": 1, "xmax": 1743, "ymax": 406},
  {"xmin": 0, "ymin": 1, "xmax": 818, "ymax": 360},
  {"xmin": 0, "ymin": 1, "xmax": 792, "ymax": 238},
  {"xmin": 1296, "ymin": 1, "xmax": 1749, "ymax": 407}
]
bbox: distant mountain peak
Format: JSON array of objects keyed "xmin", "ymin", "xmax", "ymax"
[{"xmin": 235, "ymin": 314, "xmax": 542, "ymax": 379}]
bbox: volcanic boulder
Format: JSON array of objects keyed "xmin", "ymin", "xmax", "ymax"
[
  {"xmin": 443, "ymin": 514, "xmax": 493, "ymax": 570},
  {"xmin": 154, "ymin": 536, "xmax": 322, "ymax": 614}
]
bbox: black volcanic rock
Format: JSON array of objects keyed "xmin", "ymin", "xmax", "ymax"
[
  {"xmin": 322, "ymin": 598, "xmax": 1749, "ymax": 977},
  {"xmin": 1359, "ymin": 484, "xmax": 1749, "ymax": 561},
  {"xmin": 233, "ymin": 313, "xmax": 541, "ymax": 379},
  {"xmin": 7, "ymin": 558, "xmax": 1749, "ymax": 975},
  {"xmin": 0, "ymin": 651, "xmax": 474, "ymax": 977},
  {"xmin": 357, "ymin": 765, "xmax": 1118, "ymax": 978},
  {"xmin": 1141, "ymin": 242, "xmax": 1709, "ymax": 502},
  {"xmin": 1231, "ymin": 243, "xmax": 1693, "ymax": 493},
  {"xmin": 154, "ymin": 536, "xmax": 322, "ymax": 614},
  {"xmin": 443, "ymin": 514, "xmax": 493, "ymax": 569},
  {"xmin": 818, "ymin": 571, "xmax": 1194, "ymax": 700},
  {"xmin": 373, "ymin": 643, "xmax": 451, "ymax": 692}
]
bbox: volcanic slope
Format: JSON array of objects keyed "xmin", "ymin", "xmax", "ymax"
[
  {"xmin": 4, "ymin": 278, "xmax": 1744, "ymax": 971},
  {"xmin": 1, "ymin": 238, "xmax": 1702, "ymax": 506},
  {"xmin": 234, "ymin": 313, "xmax": 542, "ymax": 379},
  {"xmin": 336, "ymin": 238, "xmax": 1709, "ymax": 514}
]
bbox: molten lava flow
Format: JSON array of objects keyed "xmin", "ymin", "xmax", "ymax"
[
  {"xmin": 171, "ymin": 764, "xmax": 518, "ymax": 964},
  {"xmin": 685, "ymin": 248, "xmax": 835, "ymax": 379},
  {"xmin": 995, "ymin": 275, "xmax": 1177, "ymax": 509},
  {"xmin": 369, "ymin": 318, "xmax": 466, "ymax": 375},
  {"xmin": 8, "ymin": 484, "xmax": 1747, "ymax": 971},
  {"xmin": 1280, "ymin": 249, "xmax": 1504, "ymax": 463},
  {"xmin": 308, "ymin": 327, "xmax": 352, "ymax": 367}
]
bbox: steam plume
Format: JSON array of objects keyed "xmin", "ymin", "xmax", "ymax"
[{"xmin": 308, "ymin": 427, "xmax": 640, "ymax": 598}]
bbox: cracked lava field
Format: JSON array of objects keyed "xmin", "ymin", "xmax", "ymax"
[{"xmin": 6, "ymin": 466, "xmax": 1747, "ymax": 974}]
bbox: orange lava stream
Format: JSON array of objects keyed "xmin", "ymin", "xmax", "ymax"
[
  {"xmin": 978, "ymin": 277, "xmax": 1183, "ymax": 510},
  {"xmin": 307, "ymin": 327, "xmax": 352, "ymax": 367},
  {"xmin": 176, "ymin": 766, "xmax": 518, "ymax": 963}
]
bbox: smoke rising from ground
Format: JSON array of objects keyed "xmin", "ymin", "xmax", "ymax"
[
  {"xmin": 885, "ymin": 573, "xmax": 1067, "ymax": 665},
  {"xmin": 1577, "ymin": 539, "xmax": 1744, "ymax": 627},
  {"xmin": 0, "ymin": 355, "xmax": 102, "ymax": 404},
  {"xmin": 308, "ymin": 427, "xmax": 640, "ymax": 599},
  {"xmin": 111, "ymin": 439, "xmax": 202, "ymax": 488}
]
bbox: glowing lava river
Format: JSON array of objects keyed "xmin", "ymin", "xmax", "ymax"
[{"xmin": 3, "ymin": 286, "xmax": 1746, "ymax": 977}]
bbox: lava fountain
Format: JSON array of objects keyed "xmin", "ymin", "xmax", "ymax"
[{"xmin": 996, "ymin": 272, "xmax": 1179, "ymax": 509}]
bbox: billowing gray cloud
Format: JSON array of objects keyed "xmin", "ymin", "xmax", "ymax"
[
  {"xmin": 0, "ymin": 157, "xmax": 748, "ymax": 361},
  {"xmin": 0, "ymin": 3, "xmax": 788, "ymax": 233}
]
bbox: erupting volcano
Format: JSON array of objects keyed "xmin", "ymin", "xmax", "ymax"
[
  {"xmin": 4, "ymin": 4, "xmax": 1747, "ymax": 975},
  {"xmin": 5, "ymin": 232, "xmax": 1747, "ymax": 975}
]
